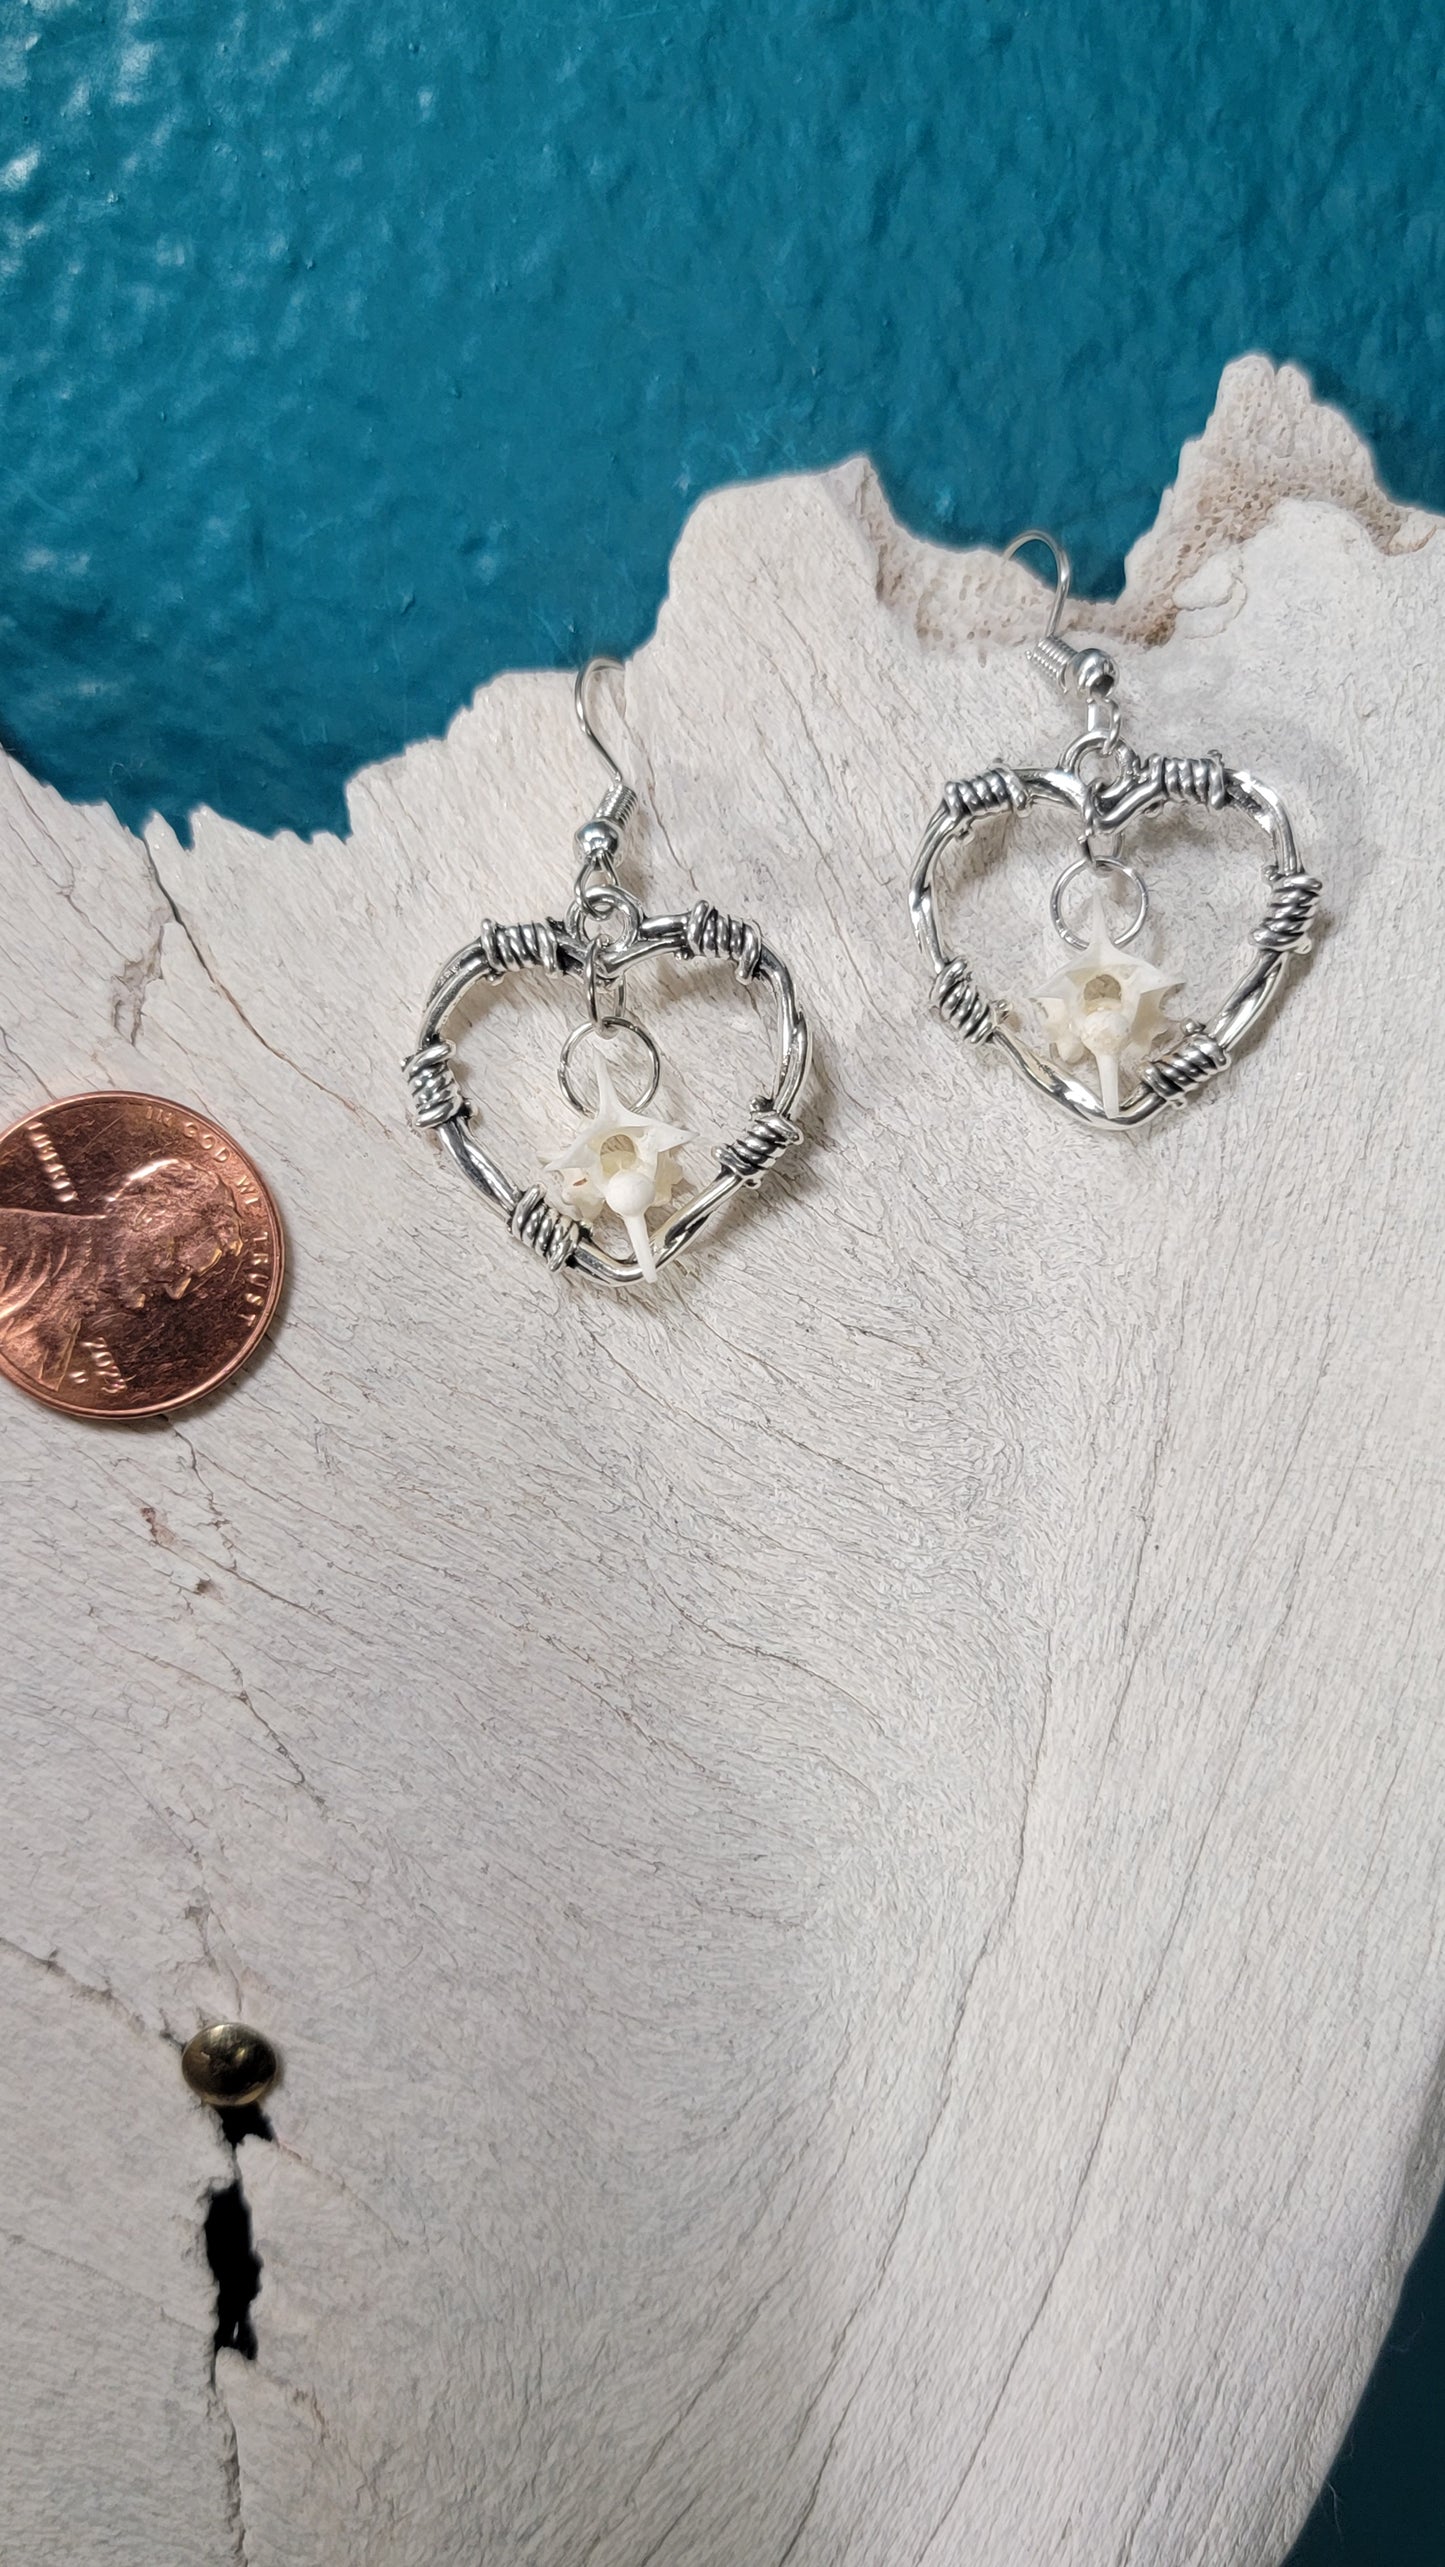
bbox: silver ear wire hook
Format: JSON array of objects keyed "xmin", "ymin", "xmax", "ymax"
[
  {"xmin": 568, "ymin": 656, "xmax": 643, "ymax": 1035},
  {"xmin": 574, "ymin": 656, "xmax": 639, "ymax": 828},
  {"xmin": 1004, "ymin": 528, "xmax": 1118, "ymax": 720},
  {"xmin": 1003, "ymin": 528, "xmax": 1071, "ymax": 641},
  {"xmin": 1003, "ymin": 529, "xmax": 1124, "ymax": 880}
]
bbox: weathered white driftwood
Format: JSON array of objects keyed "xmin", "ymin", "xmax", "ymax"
[{"xmin": 1, "ymin": 357, "xmax": 1443, "ymax": 2566}]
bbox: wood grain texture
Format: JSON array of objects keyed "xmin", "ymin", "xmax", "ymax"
[{"xmin": 1, "ymin": 358, "xmax": 1442, "ymax": 2566}]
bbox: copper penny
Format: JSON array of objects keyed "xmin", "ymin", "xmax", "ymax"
[{"xmin": 0, "ymin": 1092, "xmax": 284, "ymax": 1419}]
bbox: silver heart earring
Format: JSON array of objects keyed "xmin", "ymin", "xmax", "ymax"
[
  {"xmin": 404, "ymin": 658, "xmax": 809, "ymax": 1280},
  {"xmin": 908, "ymin": 532, "xmax": 1323, "ymax": 1126}
]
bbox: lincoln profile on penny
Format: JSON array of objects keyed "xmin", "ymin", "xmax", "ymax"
[{"xmin": 0, "ymin": 1154, "xmax": 244, "ymax": 1389}]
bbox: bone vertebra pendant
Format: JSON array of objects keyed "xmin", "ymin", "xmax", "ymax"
[
  {"xmin": 542, "ymin": 1059, "xmax": 694, "ymax": 1282},
  {"xmin": 1032, "ymin": 891, "xmax": 1182, "ymax": 1119}
]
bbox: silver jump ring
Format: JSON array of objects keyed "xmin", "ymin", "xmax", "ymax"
[
  {"xmin": 578, "ymin": 882, "xmax": 642, "ymax": 939},
  {"xmin": 568, "ymin": 881, "xmax": 644, "ymax": 948},
  {"xmin": 1061, "ymin": 715, "xmax": 1122, "ymax": 776},
  {"xmin": 1050, "ymin": 853, "xmax": 1149, "ymax": 951},
  {"xmin": 558, "ymin": 1015, "xmax": 662, "ymax": 1116}
]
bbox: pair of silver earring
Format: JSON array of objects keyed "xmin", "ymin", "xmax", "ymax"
[{"xmin": 404, "ymin": 532, "xmax": 1322, "ymax": 1287}]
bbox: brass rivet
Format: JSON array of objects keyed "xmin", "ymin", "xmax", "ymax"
[{"xmin": 180, "ymin": 2020, "xmax": 280, "ymax": 2108}]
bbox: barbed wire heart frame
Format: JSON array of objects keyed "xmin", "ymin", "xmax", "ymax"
[
  {"xmin": 404, "ymin": 904, "xmax": 808, "ymax": 1280},
  {"xmin": 910, "ymin": 755, "xmax": 1322, "ymax": 1127}
]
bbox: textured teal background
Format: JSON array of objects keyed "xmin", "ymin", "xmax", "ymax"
[
  {"xmin": 2, "ymin": 3, "xmax": 1443, "ymax": 2552},
  {"xmin": 1, "ymin": 0, "xmax": 1444, "ymax": 840},
  {"xmin": 1287, "ymin": 2191, "xmax": 1445, "ymax": 2565}
]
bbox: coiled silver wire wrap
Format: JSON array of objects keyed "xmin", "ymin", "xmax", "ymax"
[
  {"xmin": 943, "ymin": 767, "xmax": 1028, "ymax": 824},
  {"xmin": 717, "ymin": 1107, "xmax": 803, "ymax": 1182},
  {"xmin": 423, "ymin": 917, "xmax": 564, "ymax": 1026},
  {"xmin": 467, "ymin": 916, "xmax": 561, "ymax": 980},
  {"xmin": 1253, "ymin": 870, "xmax": 1322, "ymax": 953},
  {"xmin": 595, "ymin": 779, "xmax": 638, "ymax": 832},
  {"xmin": 1139, "ymin": 1030, "xmax": 1230, "ymax": 1102},
  {"xmin": 1031, "ymin": 635, "xmax": 1118, "ymax": 702},
  {"xmin": 1134, "ymin": 752, "xmax": 1228, "ymax": 811},
  {"xmin": 931, "ymin": 955, "xmax": 996, "ymax": 1043},
  {"xmin": 909, "ymin": 754, "xmax": 1321, "ymax": 1128},
  {"xmin": 404, "ymin": 1041, "xmax": 464, "ymax": 1127},
  {"xmin": 1093, "ymin": 752, "xmax": 1232, "ymax": 832},
  {"xmin": 1029, "ymin": 634, "xmax": 1080, "ymax": 691},
  {"xmin": 508, "ymin": 1185, "xmax": 584, "ymax": 1269},
  {"xmin": 681, "ymin": 900, "xmax": 764, "ymax": 981}
]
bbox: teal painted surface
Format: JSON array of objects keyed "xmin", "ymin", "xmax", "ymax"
[
  {"xmin": 1285, "ymin": 2189, "xmax": 1445, "ymax": 2565},
  {"xmin": 0, "ymin": 0, "xmax": 1444, "ymax": 837}
]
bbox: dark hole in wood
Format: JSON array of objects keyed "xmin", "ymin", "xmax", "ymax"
[
  {"xmin": 218, "ymin": 2102, "xmax": 274, "ymax": 2148},
  {"xmin": 205, "ymin": 2106, "xmax": 273, "ymax": 2360}
]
